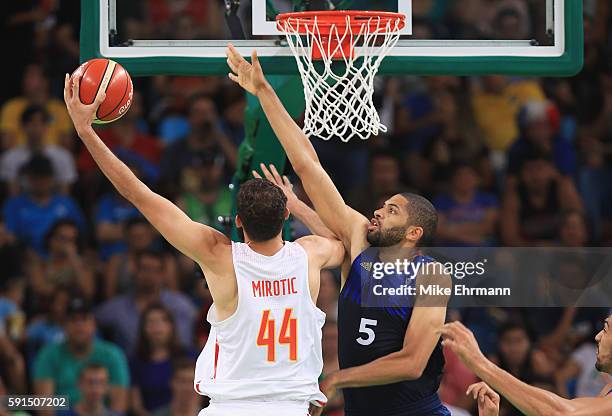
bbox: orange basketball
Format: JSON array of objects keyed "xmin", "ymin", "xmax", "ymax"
[{"xmin": 71, "ymin": 58, "xmax": 133, "ymax": 124}]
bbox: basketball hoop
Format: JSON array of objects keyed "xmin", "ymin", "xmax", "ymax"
[{"xmin": 276, "ymin": 10, "xmax": 405, "ymax": 141}]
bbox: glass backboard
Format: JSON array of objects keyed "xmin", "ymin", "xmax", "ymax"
[{"xmin": 81, "ymin": 0, "xmax": 583, "ymax": 76}]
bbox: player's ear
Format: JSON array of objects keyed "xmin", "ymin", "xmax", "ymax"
[
  {"xmin": 406, "ymin": 225, "xmax": 423, "ymax": 243},
  {"xmin": 283, "ymin": 207, "xmax": 290, "ymax": 220},
  {"xmin": 235, "ymin": 215, "xmax": 243, "ymax": 229}
]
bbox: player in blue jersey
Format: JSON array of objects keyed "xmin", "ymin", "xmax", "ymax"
[
  {"xmin": 227, "ymin": 45, "xmax": 452, "ymax": 416},
  {"xmin": 441, "ymin": 317, "xmax": 612, "ymax": 416}
]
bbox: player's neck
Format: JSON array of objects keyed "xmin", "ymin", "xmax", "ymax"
[
  {"xmin": 245, "ymin": 236, "xmax": 285, "ymax": 256},
  {"xmin": 378, "ymin": 244, "xmax": 418, "ymax": 263}
]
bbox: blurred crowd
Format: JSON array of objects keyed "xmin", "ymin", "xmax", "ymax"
[{"xmin": 1, "ymin": 1, "xmax": 612, "ymax": 416}]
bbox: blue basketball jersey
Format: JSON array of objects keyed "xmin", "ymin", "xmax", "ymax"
[{"xmin": 337, "ymin": 249, "xmax": 449, "ymax": 416}]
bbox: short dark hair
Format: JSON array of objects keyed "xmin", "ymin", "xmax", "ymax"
[
  {"xmin": 236, "ymin": 179, "xmax": 287, "ymax": 242},
  {"xmin": 21, "ymin": 154, "xmax": 54, "ymax": 177},
  {"xmin": 79, "ymin": 363, "xmax": 107, "ymax": 379},
  {"xmin": 21, "ymin": 105, "xmax": 50, "ymax": 126},
  {"xmin": 135, "ymin": 249, "xmax": 164, "ymax": 267},
  {"xmin": 400, "ymin": 193, "xmax": 438, "ymax": 246},
  {"xmin": 123, "ymin": 216, "xmax": 149, "ymax": 231},
  {"xmin": 44, "ymin": 219, "xmax": 82, "ymax": 252},
  {"xmin": 498, "ymin": 321, "xmax": 529, "ymax": 340},
  {"xmin": 172, "ymin": 356, "xmax": 196, "ymax": 377}
]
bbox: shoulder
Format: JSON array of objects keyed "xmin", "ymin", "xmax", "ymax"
[
  {"xmin": 160, "ymin": 290, "xmax": 197, "ymax": 313},
  {"xmin": 432, "ymin": 193, "xmax": 453, "ymax": 210},
  {"xmin": 93, "ymin": 339, "xmax": 127, "ymax": 360},
  {"xmin": 1, "ymin": 98, "xmax": 25, "ymax": 114},
  {"xmin": 4, "ymin": 195, "xmax": 26, "ymax": 208},
  {"xmin": 36, "ymin": 340, "xmax": 64, "ymax": 361},
  {"xmin": 476, "ymin": 192, "xmax": 499, "ymax": 207},
  {"xmin": 296, "ymin": 235, "xmax": 342, "ymax": 254}
]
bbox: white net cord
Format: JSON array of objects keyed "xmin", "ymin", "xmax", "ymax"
[{"xmin": 280, "ymin": 14, "xmax": 403, "ymax": 142}]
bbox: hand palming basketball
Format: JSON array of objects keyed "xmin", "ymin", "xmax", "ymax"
[
  {"xmin": 64, "ymin": 73, "xmax": 106, "ymax": 131},
  {"xmin": 226, "ymin": 44, "xmax": 268, "ymax": 96}
]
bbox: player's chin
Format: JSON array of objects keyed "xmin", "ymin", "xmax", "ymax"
[{"xmin": 366, "ymin": 230, "xmax": 380, "ymax": 245}]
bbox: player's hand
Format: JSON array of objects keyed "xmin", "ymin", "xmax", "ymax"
[
  {"xmin": 467, "ymin": 382, "xmax": 500, "ymax": 416},
  {"xmin": 309, "ymin": 373, "xmax": 339, "ymax": 416},
  {"xmin": 63, "ymin": 73, "xmax": 105, "ymax": 132},
  {"xmin": 226, "ymin": 44, "xmax": 268, "ymax": 96},
  {"xmin": 440, "ymin": 321, "xmax": 486, "ymax": 369},
  {"xmin": 252, "ymin": 163, "xmax": 298, "ymax": 205}
]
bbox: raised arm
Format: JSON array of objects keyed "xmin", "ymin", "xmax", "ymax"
[
  {"xmin": 440, "ymin": 321, "xmax": 612, "ymax": 416},
  {"xmin": 226, "ymin": 46, "xmax": 369, "ymax": 254},
  {"xmin": 63, "ymin": 74, "xmax": 229, "ymax": 268}
]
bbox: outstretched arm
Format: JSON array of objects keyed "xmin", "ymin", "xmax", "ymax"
[
  {"xmin": 64, "ymin": 74, "xmax": 228, "ymax": 267},
  {"xmin": 441, "ymin": 322, "xmax": 612, "ymax": 416},
  {"xmin": 227, "ymin": 46, "xmax": 369, "ymax": 254}
]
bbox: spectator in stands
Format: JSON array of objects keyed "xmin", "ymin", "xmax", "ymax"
[
  {"xmin": 159, "ymin": 95, "xmax": 237, "ymax": 199},
  {"xmin": 439, "ymin": 346, "xmax": 478, "ymax": 412},
  {"xmin": 219, "ymin": 84, "xmax": 246, "ymax": 146},
  {"xmin": 104, "ymin": 218, "xmax": 178, "ymax": 298},
  {"xmin": 555, "ymin": 338, "xmax": 612, "ymax": 398},
  {"xmin": 434, "ymin": 162, "xmax": 498, "ymax": 246},
  {"xmin": 175, "ymin": 153, "xmax": 231, "ymax": 232},
  {"xmin": 61, "ymin": 364, "xmax": 121, "ymax": 416},
  {"xmin": 471, "ymin": 75, "xmax": 545, "ymax": 168},
  {"xmin": 150, "ymin": 358, "xmax": 202, "ymax": 416},
  {"xmin": 26, "ymin": 288, "xmax": 69, "ymax": 359},
  {"xmin": 94, "ymin": 189, "xmax": 141, "ymax": 262},
  {"xmin": 28, "ymin": 220, "xmax": 95, "ymax": 309},
  {"xmin": 576, "ymin": 67, "xmax": 612, "ymax": 241},
  {"xmin": 78, "ymin": 92, "xmax": 162, "ymax": 175},
  {"xmin": 394, "ymin": 76, "xmax": 460, "ymax": 154},
  {"xmin": 0, "ymin": 276, "xmax": 27, "ymax": 393},
  {"xmin": 508, "ymin": 100, "xmax": 576, "ymax": 177},
  {"xmin": 317, "ymin": 271, "xmax": 340, "ymax": 322},
  {"xmin": 559, "ymin": 210, "xmax": 590, "ymax": 247},
  {"xmin": 0, "ymin": 105, "xmax": 76, "ymax": 195},
  {"xmin": 33, "ymin": 297, "xmax": 129, "ymax": 414},
  {"xmin": 146, "ymin": 0, "xmax": 222, "ymax": 39},
  {"xmin": 321, "ymin": 321, "xmax": 344, "ymax": 416},
  {"xmin": 2, "ymin": 155, "xmax": 86, "ymax": 256},
  {"xmin": 96, "ymin": 250, "xmax": 196, "ymax": 354},
  {"xmin": 501, "ymin": 151, "xmax": 583, "ymax": 246},
  {"xmin": 350, "ymin": 150, "xmax": 408, "ymax": 216},
  {"xmin": 0, "ymin": 64, "xmax": 72, "ymax": 148},
  {"xmin": 490, "ymin": 321, "xmax": 555, "ymax": 416},
  {"xmin": 129, "ymin": 304, "xmax": 196, "ymax": 415}
]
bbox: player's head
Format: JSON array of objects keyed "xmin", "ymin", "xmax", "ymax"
[
  {"xmin": 21, "ymin": 104, "xmax": 50, "ymax": 144},
  {"xmin": 595, "ymin": 315, "xmax": 612, "ymax": 374},
  {"xmin": 367, "ymin": 193, "xmax": 437, "ymax": 247},
  {"xmin": 78, "ymin": 363, "xmax": 109, "ymax": 404},
  {"xmin": 236, "ymin": 178, "xmax": 288, "ymax": 242}
]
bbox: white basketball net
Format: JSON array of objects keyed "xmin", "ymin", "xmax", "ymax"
[{"xmin": 278, "ymin": 13, "xmax": 403, "ymax": 141}]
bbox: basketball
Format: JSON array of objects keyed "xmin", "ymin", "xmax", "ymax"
[{"xmin": 71, "ymin": 58, "xmax": 133, "ymax": 124}]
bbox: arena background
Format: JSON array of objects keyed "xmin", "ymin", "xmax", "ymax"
[{"xmin": 0, "ymin": 1, "xmax": 611, "ymax": 415}]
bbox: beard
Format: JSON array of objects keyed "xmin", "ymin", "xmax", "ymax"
[{"xmin": 367, "ymin": 226, "xmax": 406, "ymax": 247}]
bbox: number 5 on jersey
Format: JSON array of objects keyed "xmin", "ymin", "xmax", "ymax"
[
  {"xmin": 356, "ymin": 318, "xmax": 378, "ymax": 345},
  {"xmin": 257, "ymin": 308, "xmax": 298, "ymax": 362}
]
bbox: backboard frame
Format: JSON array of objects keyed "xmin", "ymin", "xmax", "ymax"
[{"xmin": 81, "ymin": 0, "xmax": 583, "ymax": 76}]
